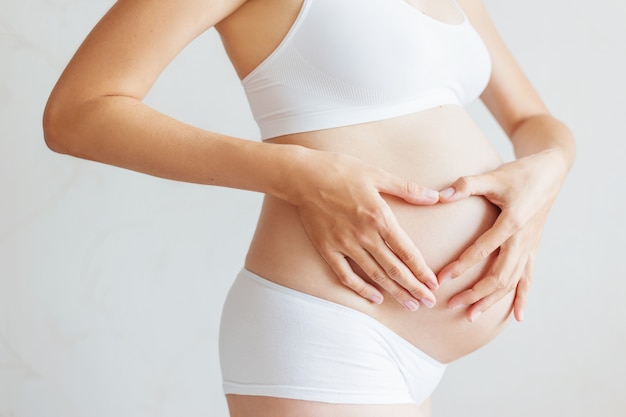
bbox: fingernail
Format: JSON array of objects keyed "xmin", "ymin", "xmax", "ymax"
[
  {"xmin": 439, "ymin": 187, "xmax": 455, "ymax": 199},
  {"xmin": 404, "ymin": 300, "xmax": 420, "ymax": 311},
  {"xmin": 438, "ymin": 262, "xmax": 459, "ymax": 283},
  {"xmin": 439, "ymin": 271, "xmax": 454, "ymax": 283},
  {"xmin": 425, "ymin": 189, "xmax": 440, "ymax": 200},
  {"xmin": 450, "ymin": 303, "xmax": 466, "ymax": 310},
  {"xmin": 420, "ymin": 298, "xmax": 435, "ymax": 308},
  {"xmin": 426, "ymin": 280, "xmax": 439, "ymax": 290},
  {"xmin": 469, "ymin": 310, "xmax": 483, "ymax": 322},
  {"xmin": 370, "ymin": 294, "xmax": 384, "ymax": 304}
]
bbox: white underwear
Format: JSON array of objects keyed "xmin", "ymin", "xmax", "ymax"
[{"xmin": 219, "ymin": 268, "xmax": 446, "ymax": 405}]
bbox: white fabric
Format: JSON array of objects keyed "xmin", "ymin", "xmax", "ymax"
[
  {"xmin": 219, "ymin": 269, "xmax": 446, "ymax": 405},
  {"xmin": 242, "ymin": 0, "xmax": 492, "ymax": 139}
]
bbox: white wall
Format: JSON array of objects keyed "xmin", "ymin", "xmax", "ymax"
[{"xmin": 1, "ymin": 0, "xmax": 624, "ymax": 416}]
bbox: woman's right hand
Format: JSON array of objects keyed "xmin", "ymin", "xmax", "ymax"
[{"xmin": 283, "ymin": 147, "xmax": 440, "ymax": 311}]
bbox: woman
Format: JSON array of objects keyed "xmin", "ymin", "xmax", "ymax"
[{"xmin": 43, "ymin": 0, "xmax": 575, "ymax": 415}]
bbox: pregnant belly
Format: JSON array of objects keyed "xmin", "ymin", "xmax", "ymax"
[{"xmin": 245, "ymin": 106, "xmax": 514, "ymax": 363}]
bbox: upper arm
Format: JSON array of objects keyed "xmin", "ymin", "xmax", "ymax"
[
  {"xmin": 47, "ymin": 0, "xmax": 246, "ymax": 108},
  {"xmin": 457, "ymin": 0, "xmax": 549, "ymax": 137}
]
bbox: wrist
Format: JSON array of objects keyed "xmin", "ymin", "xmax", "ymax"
[
  {"xmin": 541, "ymin": 146, "xmax": 575, "ymax": 175},
  {"xmin": 511, "ymin": 114, "xmax": 576, "ymax": 171},
  {"xmin": 264, "ymin": 143, "xmax": 317, "ymax": 205}
]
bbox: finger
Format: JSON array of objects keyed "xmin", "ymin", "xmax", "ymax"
[
  {"xmin": 463, "ymin": 249, "xmax": 525, "ymax": 322},
  {"xmin": 465, "ymin": 284, "xmax": 515, "ymax": 323},
  {"xmin": 438, "ymin": 174, "xmax": 499, "ymax": 203},
  {"xmin": 447, "ymin": 268, "xmax": 517, "ymax": 312},
  {"xmin": 352, "ymin": 240, "xmax": 435, "ymax": 311},
  {"xmin": 448, "ymin": 238, "xmax": 524, "ymax": 314},
  {"xmin": 452, "ymin": 263, "xmax": 522, "ymax": 322},
  {"xmin": 438, "ymin": 213, "xmax": 519, "ymax": 283},
  {"xmin": 514, "ymin": 256, "xmax": 535, "ymax": 322},
  {"xmin": 328, "ymin": 247, "xmax": 426, "ymax": 312},
  {"xmin": 379, "ymin": 219, "xmax": 439, "ymax": 291},
  {"xmin": 355, "ymin": 202, "xmax": 438, "ymax": 301},
  {"xmin": 324, "ymin": 251, "xmax": 385, "ymax": 305},
  {"xmin": 377, "ymin": 173, "xmax": 440, "ymax": 205},
  {"xmin": 364, "ymin": 233, "xmax": 436, "ymax": 308}
]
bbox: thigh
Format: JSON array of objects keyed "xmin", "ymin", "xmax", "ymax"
[{"xmin": 226, "ymin": 395, "xmax": 431, "ymax": 417}]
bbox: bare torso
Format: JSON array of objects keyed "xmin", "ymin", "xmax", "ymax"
[{"xmin": 218, "ymin": 0, "xmax": 514, "ymax": 364}]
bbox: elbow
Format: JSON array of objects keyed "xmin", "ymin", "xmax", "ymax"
[{"xmin": 42, "ymin": 97, "xmax": 74, "ymax": 155}]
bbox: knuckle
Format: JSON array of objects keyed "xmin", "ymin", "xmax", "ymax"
[
  {"xmin": 506, "ymin": 279, "xmax": 517, "ymax": 291},
  {"xmin": 335, "ymin": 233, "xmax": 356, "ymax": 250},
  {"xmin": 489, "ymin": 276, "xmax": 506, "ymax": 291},
  {"xmin": 385, "ymin": 264, "xmax": 402, "ymax": 280},
  {"xmin": 476, "ymin": 301, "xmax": 493, "ymax": 314},
  {"xmin": 415, "ymin": 265, "xmax": 431, "ymax": 282},
  {"xmin": 372, "ymin": 213, "xmax": 390, "ymax": 232},
  {"xmin": 317, "ymin": 240, "xmax": 335, "ymax": 254},
  {"xmin": 361, "ymin": 206, "xmax": 391, "ymax": 230},
  {"xmin": 388, "ymin": 286, "xmax": 406, "ymax": 300},
  {"xmin": 337, "ymin": 271, "xmax": 357, "ymax": 287},
  {"xmin": 394, "ymin": 246, "xmax": 415, "ymax": 264},
  {"xmin": 353, "ymin": 230, "xmax": 371, "ymax": 246},
  {"xmin": 368, "ymin": 269, "xmax": 387, "ymax": 285},
  {"xmin": 465, "ymin": 246, "xmax": 490, "ymax": 262},
  {"xmin": 403, "ymin": 180, "xmax": 417, "ymax": 197},
  {"xmin": 412, "ymin": 269, "xmax": 431, "ymax": 285},
  {"xmin": 493, "ymin": 276, "xmax": 515, "ymax": 292},
  {"xmin": 496, "ymin": 281, "xmax": 509, "ymax": 292},
  {"xmin": 354, "ymin": 285, "xmax": 371, "ymax": 299},
  {"xmin": 409, "ymin": 287, "xmax": 428, "ymax": 300},
  {"xmin": 482, "ymin": 275, "xmax": 500, "ymax": 290},
  {"xmin": 478, "ymin": 245, "xmax": 494, "ymax": 259},
  {"xmin": 471, "ymin": 289, "xmax": 485, "ymax": 304},
  {"xmin": 455, "ymin": 176, "xmax": 470, "ymax": 191},
  {"xmin": 462, "ymin": 290, "xmax": 480, "ymax": 305},
  {"xmin": 376, "ymin": 220, "xmax": 391, "ymax": 235},
  {"xmin": 505, "ymin": 214, "xmax": 524, "ymax": 231}
]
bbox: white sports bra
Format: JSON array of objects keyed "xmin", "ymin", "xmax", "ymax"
[{"xmin": 242, "ymin": 0, "xmax": 492, "ymax": 140}]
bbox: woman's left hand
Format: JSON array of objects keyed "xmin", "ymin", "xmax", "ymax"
[{"xmin": 437, "ymin": 148, "xmax": 570, "ymax": 322}]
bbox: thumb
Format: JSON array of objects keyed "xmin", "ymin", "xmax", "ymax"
[
  {"xmin": 378, "ymin": 174, "xmax": 440, "ymax": 205},
  {"xmin": 438, "ymin": 174, "xmax": 497, "ymax": 203}
]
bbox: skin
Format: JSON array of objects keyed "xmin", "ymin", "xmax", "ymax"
[{"xmin": 43, "ymin": 0, "xmax": 575, "ymax": 415}]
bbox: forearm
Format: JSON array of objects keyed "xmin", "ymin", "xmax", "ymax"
[
  {"xmin": 43, "ymin": 95, "xmax": 302, "ymax": 200},
  {"xmin": 509, "ymin": 114, "xmax": 576, "ymax": 171}
]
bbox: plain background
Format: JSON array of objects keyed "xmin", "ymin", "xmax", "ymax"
[{"xmin": 1, "ymin": 0, "xmax": 625, "ymax": 416}]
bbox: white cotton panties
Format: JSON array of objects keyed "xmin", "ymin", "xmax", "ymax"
[{"xmin": 219, "ymin": 268, "xmax": 446, "ymax": 406}]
